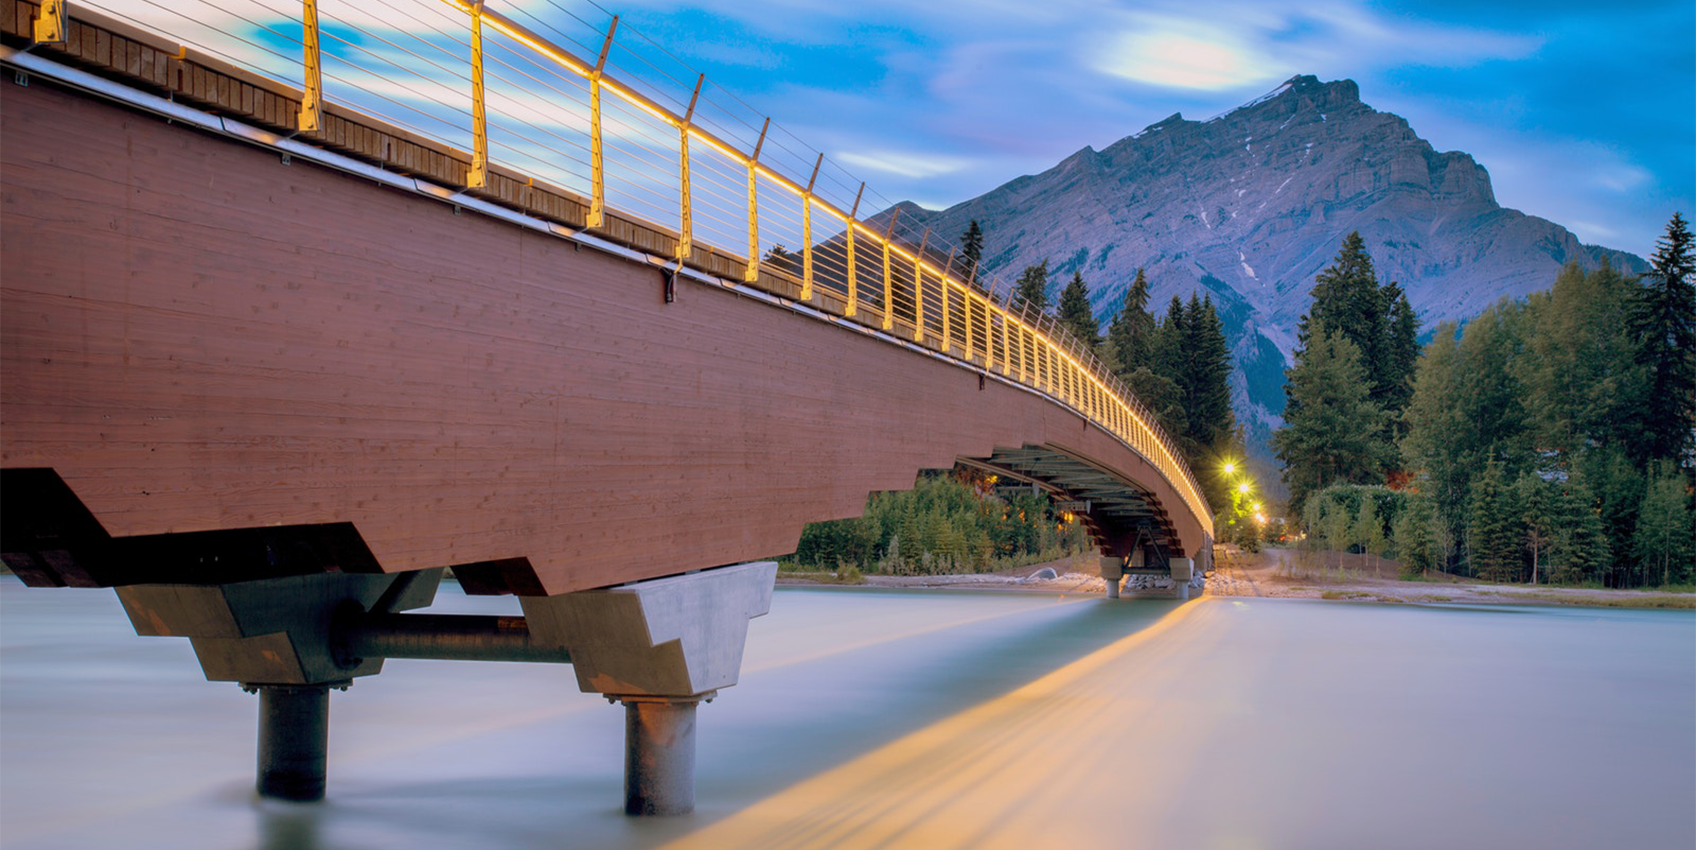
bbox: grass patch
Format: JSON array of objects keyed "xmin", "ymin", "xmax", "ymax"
[
  {"xmin": 1514, "ymin": 591, "xmax": 1696, "ymax": 610},
  {"xmin": 1414, "ymin": 594, "xmax": 1454, "ymax": 603},
  {"xmin": 1320, "ymin": 590, "xmax": 1372, "ymax": 600}
]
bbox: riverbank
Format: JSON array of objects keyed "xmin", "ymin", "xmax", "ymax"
[{"xmin": 777, "ymin": 548, "xmax": 1696, "ymax": 609}]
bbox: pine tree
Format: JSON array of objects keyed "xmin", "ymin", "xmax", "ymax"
[
  {"xmin": 1627, "ymin": 212, "xmax": 1696, "ymax": 467},
  {"xmin": 959, "ymin": 220, "xmax": 985, "ymax": 289},
  {"xmin": 1393, "ymin": 491, "xmax": 1440, "ymax": 576},
  {"xmin": 1468, "ymin": 456, "xmax": 1521, "ymax": 581},
  {"xmin": 1515, "ymin": 472, "xmax": 1560, "ymax": 585},
  {"xmin": 1383, "ymin": 282, "xmax": 1420, "ymax": 426},
  {"xmin": 1273, "ymin": 322, "xmax": 1389, "ymax": 518},
  {"xmin": 1011, "ymin": 260, "xmax": 1050, "ymax": 316},
  {"xmin": 1057, "ymin": 271, "xmax": 1100, "ymax": 352},
  {"xmin": 1183, "ymin": 294, "xmax": 1235, "ymax": 455},
  {"xmin": 1104, "ymin": 268, "xmax": 1154, "ymax": 379},
  {"xmin": 1549, "ymin": 470, "xmax": 1611, "ymax": 585},
  {"xmin": 1633, "ymin": 462, "xmax": 1695, "ymax": 587}
]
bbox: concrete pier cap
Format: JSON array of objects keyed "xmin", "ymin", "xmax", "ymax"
[
  {"xmin": 521, "ymin": 560, "xmax": 778, "ymax": 815},
  {"xmin": 1099, "ymin": 556, "xmax": 1124, "ymax": 599},
  {"xmin": 519, "ymin": 560, "xmax": 777, "ymax": 699}
]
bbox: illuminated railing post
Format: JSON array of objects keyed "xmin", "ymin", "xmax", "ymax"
[
  {"xmin": 585, "ymin": 18, "xmax": 618, "ymax": 227},
  {"xmin": 677, "ymin": 74, "xmax": 702, "ymax": 261},
  {"xmin": 912, "ymin": 229, "xmax": 930, "ymax": 342},
  {"xmin": 745, "ymin": 118, "xmax": 769, "ymax": 282},
  {"xmin": 845, "ymin": 184, "xmax": 863, "ymax": 317},
  {"xmin": 297, "ymin": 0, "xmax": 322, "ymax": 133},
  {"xmin": 881, "ymin": 207, "xmax": 899, "ymax": 331},
  {"xmin": 801, "ymin": 153, "xmax": 821, "ymax": 301},
  {"xmin": 467, "ymin": 1, "xmax": 489, "ymax": 189},
  {"xmin": 31, "ymin": 0, "xmax": 64, "ymax": 44},
  {"xmin": 939, "ymin": 247, "xmax": 954, "ymax": 349}
]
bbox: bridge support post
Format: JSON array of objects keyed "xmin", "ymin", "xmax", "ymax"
[
  {"xmin": 621, "ymin": 695, "xmax": 703, "ymax": 815},
  {"xmin": 1170, "ymin": 558, "xmax": 1194, "ymax": 601},
  {"xmin": 1099, "ymin": 555, "xmax": 1124, "ymax": 599},
  {"xmin": 520, "ymin": 561, "xmax": 776, "ymax": 816},
  {"xmin": 252, "ymin": 683, "xmax": 335, "ymax": 801}
]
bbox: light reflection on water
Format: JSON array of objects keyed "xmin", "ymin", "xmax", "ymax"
[{"xmin": 2, "ymin": 578, "xmax": 1692, "ymax": 850}]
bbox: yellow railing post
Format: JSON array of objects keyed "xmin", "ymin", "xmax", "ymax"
[
  {"xmin": 745, "ymin": 117, "xmax": 770, "ymax": 282},
  {"xmin": 801, "ymin": 153, "xmax": 822, "ymax": 301},
  {"xmin": 845, "ymin": 183, "xmax": 863, "ymax": 317},
  {"xmin": 677, "ymin": 73, "xmax": 702, "ymax": 261},
  {"xmin": 881, "ymin": 207, "xmax": 899, "ymax": 331},
  {"xmin": 467, "ymin": 1, "xmax": 489, "ymax": 189},
  {"xmin": 939, "ymin": 246, "xmax": 954, "ymax": 349},
  {"xmin": 585, "ymin": 17, "xmax": 618, "ymax": 226},
  {"xmin": 912, "ymin": 229, "xmax": 930, "ymax": 342},
  {"xmin": 31, "ymin": 0, "xmax": 65, "ymax": 44},
  {"xmin": 297, "ymin": 0, "xmax": 322, "ymax": 132}
]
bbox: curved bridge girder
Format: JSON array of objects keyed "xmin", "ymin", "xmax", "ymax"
[
  {"xmin": 0, "ymin": 60, "xmax": 1212, "ymax": 596},
  {"xmin": 964, "ymin": 444, "xmax": 1187, "ymax": 563}
]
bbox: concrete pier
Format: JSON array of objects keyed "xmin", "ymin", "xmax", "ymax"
[
  {"xmin": 1099, "ymin": 556, "xmax": 1124, "ymax": 599},
  {"xmin": 622, "ymin": 697, "xmax": 703, "ymax": 815},
  {"xmin": 255, "ymin": 685, "xmax": 332, "ymax": 801}
]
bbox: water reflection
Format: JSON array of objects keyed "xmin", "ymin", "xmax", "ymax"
[{"xmin": 3, "ymin": 579, "xmax": 1692, "ymax": 850}]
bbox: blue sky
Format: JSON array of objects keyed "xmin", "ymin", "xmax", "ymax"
[{"xmin": 601, "ymin": 0, "xmax": 1694, "ymax": 260}]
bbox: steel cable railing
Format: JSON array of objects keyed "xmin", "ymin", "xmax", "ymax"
[{"xmin": 62, "ymin": 0, "xmax": 1211, "ymax": 535}]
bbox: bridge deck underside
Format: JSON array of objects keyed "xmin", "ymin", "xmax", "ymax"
[
  {"xmin": 0, "ymin": 59, "xmax": 1208, "ymax": 596},
  {"xmin": 971, "ymin": 446, "xmax": 1182, "ymax": 559}
]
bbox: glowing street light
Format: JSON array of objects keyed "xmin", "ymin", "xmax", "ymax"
[{"xmin": 1237, "ymin": 482, "xmax": 1251, "ymax": 495}]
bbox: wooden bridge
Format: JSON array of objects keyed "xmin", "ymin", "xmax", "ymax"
[{"xmin": 0, "ymin": 0, "xmax": 1214, "ymax": 813}]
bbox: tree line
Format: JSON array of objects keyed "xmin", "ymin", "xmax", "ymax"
[{"xmin": 1275, "ymin": 214, "xmax": 1696, "ymax": 587}]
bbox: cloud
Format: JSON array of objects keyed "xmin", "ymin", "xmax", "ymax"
[
  {"xmin": 1089, "ymin": 2, "xmax": 1540, "ymax": 92},
  {"xmin": 1095, "ymin": 21, "xmax": 1280, "ymax": 91},
  {"xmin": 836, "ymin": 149, "xmax": 976, "ymax": 179}
]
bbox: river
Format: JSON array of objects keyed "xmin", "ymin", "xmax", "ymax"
[{"xmin": 2, "ymin": 576, "xmax": 1691, "ymax": 849}]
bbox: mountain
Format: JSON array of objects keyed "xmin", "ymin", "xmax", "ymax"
[{"xmin": 885, "ymin": 75, "xmax": 1647, "ymax": 481}]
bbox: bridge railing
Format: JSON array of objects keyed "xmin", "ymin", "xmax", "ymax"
[{"xmin": 44, "ymin": 0, "xmax": 1211, "ymax": 535}]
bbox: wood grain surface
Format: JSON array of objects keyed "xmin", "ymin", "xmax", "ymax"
[{"xmin": 1, "ymin": 73, "xmax": 1206, "ymax": 595}]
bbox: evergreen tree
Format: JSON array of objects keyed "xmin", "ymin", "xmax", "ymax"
[
  {"xmin": 1515, "ymin": 472, "xmax": 1561, "ymax": 585},
  {"xmin": 1522, "ymin": 262, "xmax": 1641, "ymax": 458},
  {"xmin": 1468, "ymin": 455, "xmax": 1521, "ymax": 581},
  {"xmin": 1104, "ymin": 268, "xmax": 1154, "ymax": 379},
  {"xmin": 1182, "ymin": 294, "xmax": 1236, "ymax": 455},
  {"xmin": 1633, "ymin": 463, "xmax": 1695, "ymax": 587},
  {"xmin": 1400, "ymin": 321, "xmax": 1467, "ymax": 531},
  {"xmin": 1383, "ymin": 282, "xmax": 1420, "ymax": 429},
  {"xmin": 1011, "ymin": 260, "xmax": 1050, "ymax": 316},
  {"xmin": 1576, "ymin": 445, "xmax": 1642, "ymax": 586},
  {"xmin": 1549, "ymin": 470, "xmax": 1611, "ymax": 585},
  {"xmin": 1057, "ymin": 271, "xmax": 1100, "ymax": 352},
  {"xmin": 1393, "ymin": 491, "xmax": 1440, "ymax": 576},
  {"xmin": 1352, "ymin": 495, "xmax": 1387, "ymax": 572},
  {"xmin": 1273, "ymin": 322, "xmax": 1389, "ymax": 517},
  {"xmin": 1627, "ymin": 212, "xmax": 1696, "ymax": 468},
  {"xmin": 1296, "ymin": 233, "xmax": 1419, "ymax": 431},
  {"xmin": 959, "ymin": 220, "xmax": 985, "ymax": 288}
]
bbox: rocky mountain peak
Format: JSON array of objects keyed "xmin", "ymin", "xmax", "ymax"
[{"xmin": 883, "ymin": 75, "xmax": 1645, "ymax": 468}]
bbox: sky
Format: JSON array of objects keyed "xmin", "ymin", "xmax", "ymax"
[
  {"xmin": 595, "ymin": 0, "xmax": 1694, "ymax": 261},
  {"xmin": 85, "ymin": 0, "xmax": 1692, "ymax": 261}
]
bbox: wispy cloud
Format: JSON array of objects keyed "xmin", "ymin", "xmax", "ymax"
[
  {"xmin": 1089, "ymin": 2, "xmax": 1540, "ymax": 92},
  {"xmin": 837, "ymin": 149, "xmax": 977, "ymax": 179}
]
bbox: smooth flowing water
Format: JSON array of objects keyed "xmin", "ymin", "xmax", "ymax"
[{"xmin": 2, "ymin": 577, "xmax": 1691, "ymax": 849}]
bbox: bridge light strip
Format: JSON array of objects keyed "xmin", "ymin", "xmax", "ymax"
[{"xmin": 435, "ymin": 0, "xmax": 1208, "ymax": 530}]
